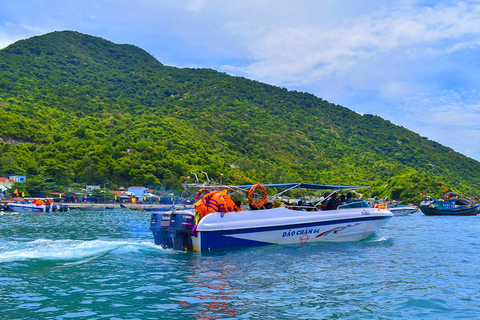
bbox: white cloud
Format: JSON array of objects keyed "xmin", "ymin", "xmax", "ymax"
[
  {"xmin": 395, "ymin": 89, "xmax": 480, "ymax": 160},
  {"xmin": 0, "ymin": 33, "xmax": 12, "ymax": 49},
  {"xmin": 0, "ymin": 25, "xmax": 34, "ymax": 49},
  {"xmin": 219, "ymin": 1, "xmax": 480, "ymax": 88},
  {"xmin": 211, "ymin": 1, "xmax": 480, "ymax": 161},
  {"xmin": 18, "ymin": 24, "xmax": 51, "ymax": 35},
  {"xmin": 184, "ymin": 0, "xmax": 207, "ymax": 12}
]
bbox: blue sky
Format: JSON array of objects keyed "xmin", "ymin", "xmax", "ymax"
[{"xmin": 1, "ymin": 0, "xmax": 480, "ymax": 161}]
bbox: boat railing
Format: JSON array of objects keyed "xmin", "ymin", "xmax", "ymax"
[
  {"xmin": 286, "ymin": 204, "xmax": 318, "ymax": 211},
  {"xmin": 284, "ymin": 199, "xmax": 370, "ymax": 211},
  {"xmin": 337, "ymin": 200, "xmax": 370, "ymax": 210}
]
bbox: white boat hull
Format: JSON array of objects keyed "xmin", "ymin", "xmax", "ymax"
[
  {"xmin": 191, "ymin": 206, "xmax": 392, "ymax": 252},
  {"xmin": 388, "ymin": 207, "xmax": 418, "ymax": 216},
  {"xmin": 7, "ymin": 203, "xmax": 48, "ymax": 213}
]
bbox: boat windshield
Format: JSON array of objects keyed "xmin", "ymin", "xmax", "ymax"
[{"xmin": 337, "ymin": 200, "xmax": 370, "ymax": 210}]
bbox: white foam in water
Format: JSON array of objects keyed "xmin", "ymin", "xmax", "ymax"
[
  {"xmin": 371, "ymin": 236, "xmax": 388, "ymax": 242},
  {"xmin": 0, "ymin": 239, "xmax": 165, "ymax": 263}
]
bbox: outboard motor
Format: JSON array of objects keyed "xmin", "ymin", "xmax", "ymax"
[{"xmin": 150, "ymin": 210, "xmax": 195, "ymax": 251}]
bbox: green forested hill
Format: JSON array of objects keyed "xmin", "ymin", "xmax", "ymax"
[{"xmin": 0, "ymin": 30, "xmax": 479, "ymax": 202}]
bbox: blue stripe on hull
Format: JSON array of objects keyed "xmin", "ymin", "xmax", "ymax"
[
  {"xmin": 201, "ymin": 235, "xmax": 273, "ymax": 251},
  {"xmin": 199, "ymin": 215, "xmax": 390, "ymax": 251}
]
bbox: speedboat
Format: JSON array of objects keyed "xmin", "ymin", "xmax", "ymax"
[
  {"xmin": 6, "ymin": 198, "xmax": 53, "ymax": 213},
  {"xmin": 149, "ymin": 183, "xmax": 393, "ymax": 252},
  {"xmin": 387, "ymin": 201, "xmax": 418, "ymax": 216},
  {"xmin": 420, "ymin": 192, "xmax": 479, "ymax": 216}
]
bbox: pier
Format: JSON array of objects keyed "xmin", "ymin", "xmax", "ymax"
[{"xmin": 0, "ymin": 200, "xmax": 191, "ymax": 211}]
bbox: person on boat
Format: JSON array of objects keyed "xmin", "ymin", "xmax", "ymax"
[
  {"xmin": 297, "ymin": 200, "xmax": 307, "ymax": 211},
  {"xmin": 264, "ymin": 202, "xmax": 274, "ymax": 209},
  {"xmin": 339, "ymin": 194, "xmax": 346, "ymax": 205},
  {"xmin": 420, "ymin": 198, "xmax": 431, "ymax": 207},
  {"xmin": 234, "ymin": 200, "xmax": 242, "ymax": 210},
  {"xmin": 316, "ymin": 199, "xmax": 327, "ymax": 211},
  {"xmin": 273, "ymin": 200, "xmax": 284, "ymax": 208},
  {"xmin": 345, "ymin": 192, "xmax": 354, "ymax": 204},
  {"xmin": 326, "ymin": 192, "xmax": 340, "ymax": 210}
]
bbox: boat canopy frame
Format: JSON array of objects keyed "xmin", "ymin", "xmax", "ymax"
[
  {"xmin": 183, "ymin": 182, "xmax": 370, "ymax": 204},
  {"xmin": 233, "ymin": 183, "xmax": 370, "ymax": 191},
  {"xmin": 234, "ymin": 183, "xmax": 369, "ymax": 199}
]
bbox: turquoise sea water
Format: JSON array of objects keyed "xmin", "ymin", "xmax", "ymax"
[{"xmin": 1, "ymin": 209, "xmax": 480, "ymax": 319}]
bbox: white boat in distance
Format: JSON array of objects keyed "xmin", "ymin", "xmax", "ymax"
[
  {"xmin": 6, "ymin": 198, "xmax": 53, "ymax": 213},
  {"xmin": 370, "ymin": 198, "xmax": 418, "ymax": 216},
  {"xmin": 150, "ymin": 183, "xmax": 393, "ymax": 252},
  {"xmin": 388, "ymin": 203, "xmax": 418, "ymax": 216}
]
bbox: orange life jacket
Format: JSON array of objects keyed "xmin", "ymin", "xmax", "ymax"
[{"xmin": 194, "ymin": 190, "xmax": 241, "ymax": 221}]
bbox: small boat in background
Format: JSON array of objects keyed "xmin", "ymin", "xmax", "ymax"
[
  {"xmin": 369, "ymin": 197, "xmax": 417, "ymax": 216},
  {"xmin": 387, "ymin": 201, "xmax": 418, "ymax": 216},
  {"xmin": 5, "ymin": 198, "xmax": 66, "ymax": 213},
  {"xmin": 420, "ymin": 192, "xmax": 479, "ymax": 216}
]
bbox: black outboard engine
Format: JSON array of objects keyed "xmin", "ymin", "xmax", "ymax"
[{"xmin": 150, "ymin": 210, "xmax": 195, "ymax": 251}]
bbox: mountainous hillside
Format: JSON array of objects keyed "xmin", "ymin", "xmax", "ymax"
[{"xmin": 1, "ymin": 30, "xmax": 479, "ymax": 202}]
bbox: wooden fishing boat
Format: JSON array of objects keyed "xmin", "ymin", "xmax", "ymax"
[{"xmin": 420, "ymin": 192, "xmax": 479, "ymax": 216}]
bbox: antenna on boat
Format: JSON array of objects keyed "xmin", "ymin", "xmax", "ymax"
[
  {"xmin": 190, "ymin": 172, "xmax": 199, "ymax": 184},
  {"xmin": 202, "ymin": 172, "xmax": 210, "ymax": 184}
]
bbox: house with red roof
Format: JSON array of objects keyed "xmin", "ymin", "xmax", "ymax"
[
  {"xmin": 0, "ymin": 177, "xmax": 14, "ymax": 188},
  {"xmin": 108, "ymin": 190, "xmax": 130, "ymax": 202}
]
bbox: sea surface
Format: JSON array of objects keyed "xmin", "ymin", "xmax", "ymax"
[{"xmin": 1, "ymin": 209, "xmax": 480, "ymax": 319}]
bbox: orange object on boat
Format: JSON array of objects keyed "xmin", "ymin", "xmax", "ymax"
[
  {"xmin": 248, "ymin": 184, "xmax": 268, "ymax": 209},
  {"xmin": 195, "ymin": 188, "xmax": 211, "ymax": 201},
  {"xmin": 194, "ymin": 189, "xmax": 241, "ymax": 221}
]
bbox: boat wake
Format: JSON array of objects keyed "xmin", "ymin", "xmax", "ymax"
[
  {"xmin": 0, "ymin": 238, "xmax": 164, "ymax": 264},
  {"xmin": 362, "ymin": 235, "xmax": 395, "ymax": 247}
]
